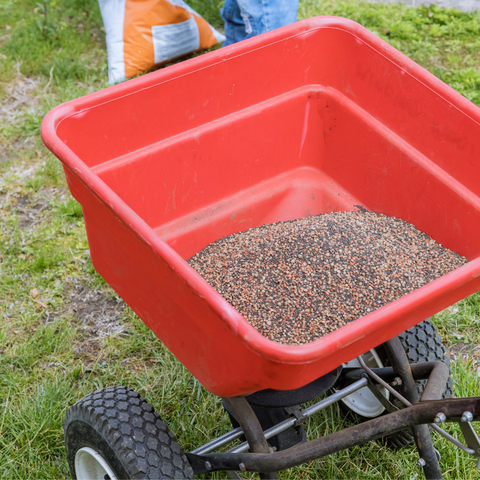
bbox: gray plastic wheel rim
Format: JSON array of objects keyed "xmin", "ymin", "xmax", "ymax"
[
  {"xmin": 75, "ymin": 447, "xmax": 118, "ymax": 480},
  {"xmin": 339, "ymin": 349, "xmax": 390, "ymax": 418}
]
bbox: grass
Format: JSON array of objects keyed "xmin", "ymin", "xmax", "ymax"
[{"xmin": 0, "ymin": 0, "xmax": 479, "ymax": 478}]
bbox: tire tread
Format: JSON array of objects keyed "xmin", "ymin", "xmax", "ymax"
[
  {"xmin": 397, "ymin": 319, "xmax": 454, "ymax": 398},
  {"xmin": 64, "ymin": 386, "xmax": 194, "ymax": 479}
]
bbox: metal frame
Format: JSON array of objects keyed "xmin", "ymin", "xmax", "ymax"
[
  {"xmin": 187, "ymin": 337, "xmax": 480, "ymax": 479},
  {"xmin": 187, "ymin": 397, "xmax": 480, "ymax": 475}
]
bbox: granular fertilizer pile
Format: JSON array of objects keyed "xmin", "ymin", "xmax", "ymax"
[{"xmin": 188, "ymin": 210, "xmax": 468, "ymax": 345}]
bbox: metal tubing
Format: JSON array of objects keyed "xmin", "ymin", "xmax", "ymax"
[
  {"xmin": 383, "ymin": 337, "xmax": 443, "ymax": 480},
  {"xmin": 341, "ymin": 362, "xmax": 449, "ymax": 403},
  {"xmin": 411, "ymin": 426, "xmax": 443, "ymax": 480},
  {"xmin": 341, "ymin": 366, "xmax": 397, "ymax": 384},
  {"xmin": 357, "ymin": 355, "xmax": 412, "ymax": 407},
  {"xmin": 191, "ymin": 427, "xmax": 243, "ymax": 455},
  {"xmin": 192, "ymin": 362, "xmax": 446, "ymax": 457},
  {"xmin": 410, "ymin": 362, "xmax": 450, "ymax": 402},
  {"xmin": 383, "ymin": 338, "xmax": 419, "ymax": 402},
  {"xmin": 186, "ymin": 397, "xmax": 480, "ymax": 474},
  {"xmin": 356, "ymin": 355, "xmax": 476, "ymax": 455},
  {"xmin": 222, "ymin": 397, "xmax": 271, "ymax": 454},
  {"xmin": 430, "ymin": 424, "xmax": 476, "ymax": 455},
  {"xmin": 222, "ymin": 396, "xmax": 279, "ymax": 479},
  {"xmin": 227, "ymin": 378, "xmax": 369, "ymax": 454},
  {"xmin": 191, "ymin": 378, "xmax": 368, "ymax": 457},
  {"xmin": 302, "ymin": 377, "xmax": 369, "ymax": 418}
]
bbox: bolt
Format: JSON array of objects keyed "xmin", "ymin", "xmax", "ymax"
[
  {"xmin": 205, "ymin": 461, "xmax": 212, "ymax": 470},
  {"xmin": 239, "ymin": 463, "xmax": 247, "ymax": 472},
  {"xmin": 391, "ymin": 377, "xmax": 403, "ymax": 387},
  {"xmin": 434, "ymin": 412, "xmax": 447, "ymax": 424},
  {"xmin": 417, "ymin": 458, "xmax": 426, "ymax": 467},
  {"xmin": 461, "ymin": 411, "xmax": 474, "ymax": 423}
]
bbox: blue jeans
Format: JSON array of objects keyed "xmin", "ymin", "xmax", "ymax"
[{"xmin": 220, "ymin": 0, "xmax": 299, "ymax": 46}]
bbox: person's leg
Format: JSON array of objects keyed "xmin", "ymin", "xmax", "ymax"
[
  {"xmin": 235, "ymin": 0, "xmax": 299, "ymax": 40},
  {"xmin": 221, "ymin": 0, "xmax": 299, "ymax": 46},
  {"xmin": 220, "ymin": 0, "xmax": 247, "ymax": 47}
]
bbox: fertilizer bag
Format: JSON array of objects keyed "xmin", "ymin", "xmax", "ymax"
[{"xmin": 99, "ymin": 0, "xmax": 225, "ymax": 84}]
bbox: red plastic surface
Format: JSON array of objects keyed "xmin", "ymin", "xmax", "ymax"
[{"xmin": 41, "ymin": 17, "xmax": 480, "ymax": 397}]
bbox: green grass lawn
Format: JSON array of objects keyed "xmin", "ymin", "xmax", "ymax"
[{"xmin": 1, "ymin": 0, "xmax": 480, "ymax": 478}]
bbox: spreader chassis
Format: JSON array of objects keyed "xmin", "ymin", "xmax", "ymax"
[{"xmin": 187, "ymin": 337, "xmax": 480, "ymax": 479}]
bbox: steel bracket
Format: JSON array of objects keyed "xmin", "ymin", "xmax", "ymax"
[
  {"xmin": 458, "ymin": 420, "xmax": 480, "ymax": 469},
  {"xmin": 285, "ymin": 406, "xmax": 305, "ymax": 427}
]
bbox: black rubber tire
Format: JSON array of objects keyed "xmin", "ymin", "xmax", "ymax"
[
  {"xmin": 64, "ymin": 386, "xmax": 194, "ymax": 479},
  {"xmin": 391, "ymin": 319, "xmax": 454, "ymax": 399},
  {"xmin": 339, "ymin": 319, "xmax": 453, "ymax": 449}
]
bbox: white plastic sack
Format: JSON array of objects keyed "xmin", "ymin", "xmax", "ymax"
[{"xmin": 99, "ymin": 0, "xmax": 225, "ymax": 84}]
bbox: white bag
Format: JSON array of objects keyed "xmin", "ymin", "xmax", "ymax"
[{"xmin": 99, "ymin": 0, "xmax": 225, "ymax": 84}]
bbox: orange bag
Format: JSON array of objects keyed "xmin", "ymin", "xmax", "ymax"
[{"xmin": 99, "ymin": 0, "xmax": 225, "ymax": 83}]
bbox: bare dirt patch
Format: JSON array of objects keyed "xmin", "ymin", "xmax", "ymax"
[
  {"xmin": 0, "ymin": 142, "xmax": 12, "ymax": 164},
  {"xmin": 0, "ymin": 134, "xmax": 41, "ymax": 169},
  {"xmin": 0, "ymin": 66, "xmax": 42, "ymax": 127},
  {"xmin": 13, "ymin": 193, "xmax": 51, "ymax": 228},
  {"xmin": 3, "ymin": 186, "xmax": 66, "ymax": 227},
  {"xmin": 62, "ymin": 281, "xmax": 126, "ymax": 360}
]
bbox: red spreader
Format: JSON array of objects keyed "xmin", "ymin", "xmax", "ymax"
[{"xmin": 42, "ymin": 17, "xmax": 480, "ymax": 398}]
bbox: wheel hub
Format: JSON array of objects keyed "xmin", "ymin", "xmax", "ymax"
[
  {"xmin": 75, "ymin": 447, "xmax": 118, "ymax": 480},
  {"xmin": 340, "ymin": 349, "xmax": 390, "ymax": 418}
]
